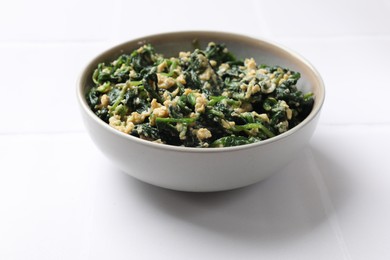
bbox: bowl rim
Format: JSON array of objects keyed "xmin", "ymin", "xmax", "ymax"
[{"xmin": 77, "ymin": 30, "xmax": 325, "ymax": 154}]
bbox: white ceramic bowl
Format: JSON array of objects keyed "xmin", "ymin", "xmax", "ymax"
[{"xmin": 77, "ymin": 31, "xmax": 325, "ymax": 192}]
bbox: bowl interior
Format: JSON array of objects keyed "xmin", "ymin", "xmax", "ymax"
[{"xmin": 78, "ymin": 31, "xmax": 324, "ymax": 150}]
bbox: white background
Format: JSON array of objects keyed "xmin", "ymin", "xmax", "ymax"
[{"xmin": 1, "ymin": 0, "xmax": 390, "ymax": 259}]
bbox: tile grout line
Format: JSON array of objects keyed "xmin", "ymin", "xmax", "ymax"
[
  {"xmin": 0, "ymin": 130, "xmax": 88, "ymax": 137},
  {"xmin": 1, "ymin": 34, "xmax": 390, "ymax": 46},
  {"xmin": 319, "ymin": 122, "xmax": 390, "ymax": 127},
  {"xmin": 273, "ymin": 34, "xmax": 390, "ymax": 42},
  {"xmin": 78, "ymin": 166, "xmax": 99, "ymax": 259},
  {"xmin": 251, "ymin": 0, "xmax": 273, "ymax": 39},
  {"xmin": 305, "ymin": 148, "xmax": 352, "ymax": 260},
  {"xmin": 109, "ymin": 0, "xmax": 124, "ymax": 41}
]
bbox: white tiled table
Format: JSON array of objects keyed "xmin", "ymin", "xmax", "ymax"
[{"xmin": 1, "ymin": 1, "xmax": 390, "ymax": 259}]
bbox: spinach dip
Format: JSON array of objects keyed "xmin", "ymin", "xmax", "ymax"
[{"xmin": 86, "ymin": 42, "xmax": 314, "ymax": 148}]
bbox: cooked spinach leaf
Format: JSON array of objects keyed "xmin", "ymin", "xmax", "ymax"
[{"xmin": 86, "ymin": 42, "xmax": 314, "ymax": 147}]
